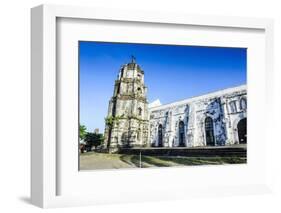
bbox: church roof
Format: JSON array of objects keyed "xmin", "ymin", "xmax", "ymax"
[
  {"xmin": 148, "ymin": 84, "xmax": 247, "ymax": 110},
  {"xmin": 148, "ymin": 99, "xmax": 162, "ymax": 108}
]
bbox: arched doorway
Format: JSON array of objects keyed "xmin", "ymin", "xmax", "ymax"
[
  {"xmin": 158, "ymin": 124, "xmax": 163, "ymax": 147},
  {"xmin": 205, "ymin": 117, "xmax": 215, "ymax": 146},
  {"xmin": 237, "ymin": 118, "xmax": 247, "ymax": 144},
  {"xmin": 179, "ymin": 121, "xmax": 185, "ymax": 147}
]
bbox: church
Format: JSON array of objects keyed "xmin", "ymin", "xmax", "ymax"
[{"xmin": 104, "ymin": 59, "xmax": 247, "ymax": 152}]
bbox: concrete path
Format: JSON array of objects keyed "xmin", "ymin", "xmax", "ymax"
[{"xmin": 80, "ymin": 152, "xmax": 136, "ymax": 170}]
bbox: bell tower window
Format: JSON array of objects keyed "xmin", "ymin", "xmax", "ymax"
[
  {"xmin": 137, "ymin": 87, "xmax": 142, "ymax": 95},
  {"xmin": 138, "ymin": 107, "xmax": 142, "ymax": 116}
]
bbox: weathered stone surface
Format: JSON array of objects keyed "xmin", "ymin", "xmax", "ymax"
[
  {"xmin": 104, "ymin": 60, "xmax": 149, "ymax": 152},
  {"xmin": 104, "ymin": 60, "xmax": 247, "ymax": 151},
  {"xmin": 149, "ymin": 86, "xmax": 247, "ymax": 147}
]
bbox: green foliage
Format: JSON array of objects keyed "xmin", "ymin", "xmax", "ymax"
[
  {"xmin": 85, "ymin": 132, "xmax": 104, "ymax": 148},
  {"xmin": 105, "ymin": 115, "xmax": 125, "ymax": 127},
  {"xmin": 79, "ymin": 124, "xmax": 87, "ymax": 140},
  {"xmin": 105, "ymin": 115, "xmax": 145, "ymax": 128},
  {"xmin": 105, "ymin": 116, "xmax": 114, "ymax": 127}
]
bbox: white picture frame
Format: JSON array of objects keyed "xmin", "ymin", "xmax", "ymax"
[{"xmin": 31, "ymin": 4, "xmax": 274, "ymax": 208}]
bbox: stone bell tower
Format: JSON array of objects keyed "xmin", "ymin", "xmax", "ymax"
[{"xmin": 104, "ymin": 56, "xmax": 149, "ymax": 152}]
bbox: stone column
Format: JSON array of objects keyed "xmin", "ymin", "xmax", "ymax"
[{"xmin": 222, "ymin": 100, "xmax": 233, "ymax": 145}]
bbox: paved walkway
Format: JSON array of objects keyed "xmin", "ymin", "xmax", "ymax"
[{"xmin": 80, "ymin": 152, "xmax": 135, "ymax": 170}]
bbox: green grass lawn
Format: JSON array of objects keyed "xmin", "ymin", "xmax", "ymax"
[{"xmin": 80, "ymin": 152, "xmax": 246, "ymax": 170}]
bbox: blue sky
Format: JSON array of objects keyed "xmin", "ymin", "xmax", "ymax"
[{"xmin": 79, "ymin": 41, "xmax": 246, "ymax": 133}]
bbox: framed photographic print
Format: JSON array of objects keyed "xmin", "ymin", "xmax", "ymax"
[
  {"xmin": 78, "ymin": 41, "xmax": 247, "ymax": 171},
  {"xmin": 31, "ymin": 4, "xmax": 274, "ymax": 208}
]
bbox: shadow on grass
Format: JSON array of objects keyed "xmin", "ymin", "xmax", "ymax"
[
  {"xmin": 141, "ymin": 156, "xmax": 174, "ymax": 167},
  {"xmin": 119, "ymin": 154, "xmax": 176, "ymax": 168},
  {"xmin": 119, "ymin": 154, "xmax": 139, "ymax": 167},
  {"xmin": 158, "ymin": 156, "xmax": 209, "ymax": 166},
  {"xmin": 158, "ymin": 156, "xmax": 246, "ymax": 166},
  {"xmin": 120, "ymin": 154, "xmax": 247, "ymax": 168}
]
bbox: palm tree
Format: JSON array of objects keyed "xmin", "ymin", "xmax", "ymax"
[{"xmin": 79, "ymin": 124, "xmax": 87, "ymax": 141}]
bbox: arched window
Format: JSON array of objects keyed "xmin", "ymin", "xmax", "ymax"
[
  {"xmin": 184, "ymin": 104, "xmax": 189, "ymax": 114},
  {"xmin": 179, "ymin": 121, "xmax": 185, "ymax": 147},
  {"xmin": 205, "ymin": 117, "xmax": 215, "ymax": 146},
  {"xmin": 158, "ymin": 124, "xmax": 163, "ymax": 147},
  {"xmin": 240, "ymin": 98, "xmax": 247, "ymax": 110},
  {"xmin": 121, "ymin": 132, "xmax": 128, "ymax": 144},
  {"xmin": 138, "ymin": 107, "xmax": 142, "ymax": 116},
  {"xmin": 229, "ymin": 101, "xmax": 237, "ymax": 113},
  {"xmin": 186, "ymin": 116, "xmax": 189, "ymax": 134},
  {"xmin": 137, "ymin": 128, "xmax": 141, "ymax": 140},
  {"xmin": 237, "ymin": 118, "xmax": 247, "ymax": 144}
]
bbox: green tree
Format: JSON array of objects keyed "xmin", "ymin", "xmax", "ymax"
[
  {"xmin": 79, "ymin": 124, "xmax": 87, "ymax": 140},
  {"xmin": 85, "ymin": 132, "xmax": 104, "ymax": 148}
]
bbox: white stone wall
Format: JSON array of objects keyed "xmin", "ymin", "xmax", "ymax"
[{"xmin": 148, "ymin": 85, "xmax": 247, "ymax": 147}]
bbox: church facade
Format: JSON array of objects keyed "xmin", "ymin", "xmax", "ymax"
[
  {"xmin": 104, "ymin": 60, "xmax": 247, "ymax": 151},
  {"xmin": 149, "ymin": 85, "xmax": 247, "ymax": 148}
]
